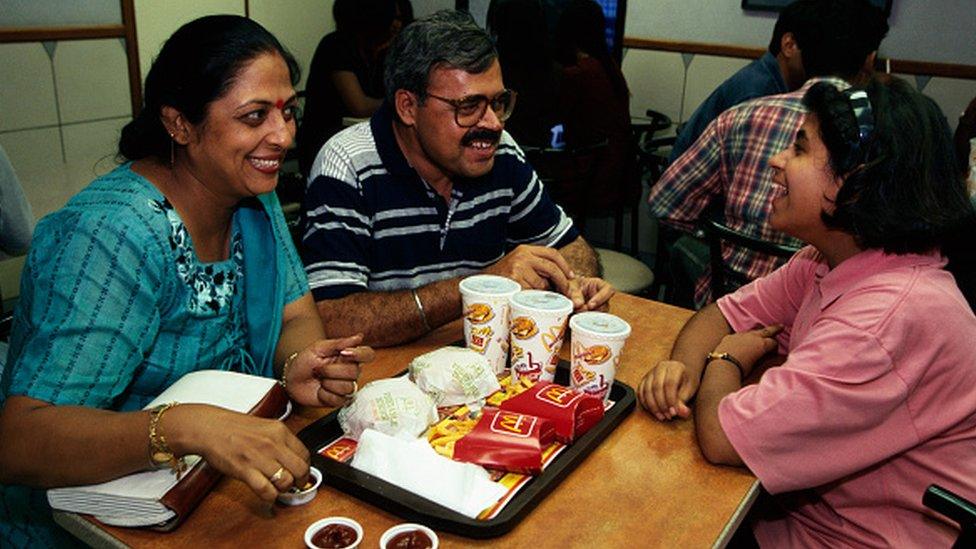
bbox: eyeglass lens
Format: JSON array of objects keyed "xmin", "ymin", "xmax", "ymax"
[{"xmin": 456, "ymin": 91, "xmax": 515, "ymax": 127}]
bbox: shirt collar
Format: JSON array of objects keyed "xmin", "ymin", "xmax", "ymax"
[
  {"xmin": 370, "ymin": 101, "xmax": 415, "ymax": 177},
  {"xmin": 815, "ymin": 247, "xmax": 947, "ymax": 308},
  {"xmin": 798, "ymin": 75, "xmax": 850, "ymax": 95},
  {"xmin": 759, "ymin": 52, "xmax": 788, "ymax": 91}
]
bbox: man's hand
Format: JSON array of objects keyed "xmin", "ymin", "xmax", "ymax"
[
  {"xmin": 638, "ymin": 360, "xmax": 698, "ymax": 421},
  {"xmin": 483, "ymin": 244, "xmax": 575, "ymax": 294},
  {"xmin": 283, "ymin": 334, "xmax": 375, "ymax": 407},
  {"xmin": 566, "ymin": 276, "xmax": 614, "ymax": 311}
]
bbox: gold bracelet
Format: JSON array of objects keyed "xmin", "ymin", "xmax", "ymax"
[
  {"xmin": 148, "ymin": 402, "xmax": 187, "ymax": 477},
  {"xmin": 279, "ymin": 350, "xmax": 300, "ymax": 388}
]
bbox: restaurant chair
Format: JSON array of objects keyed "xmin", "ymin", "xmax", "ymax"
[
  {"xmin": 523, "ymin": 141, "xmax": 654, "ymax": 295},
  {"xmin": 923, "ymin": 484, "xmax": 976, "ymax": 548},
  {"xmin": 702, "ymin": 216, "xmax": 801, "ymax": 300}
]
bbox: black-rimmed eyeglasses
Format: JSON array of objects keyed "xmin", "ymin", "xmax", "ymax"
[{"xmin": 425, "ymin": 89, "xmax": 517, "ymax": 128}]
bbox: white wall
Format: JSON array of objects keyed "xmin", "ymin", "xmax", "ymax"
[{"xmin": 624, "ymin": 0, "xmax": 976, "ymax": 66}]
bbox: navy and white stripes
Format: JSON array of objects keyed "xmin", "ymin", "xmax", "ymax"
[{"xmin": 301, "ymin": 103, "xmax": 577, "ymax": 300}]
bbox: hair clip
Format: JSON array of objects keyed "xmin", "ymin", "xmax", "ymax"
[{"xmin": 843, "ymin": 88, "xmax": 875, "ymax": 155}]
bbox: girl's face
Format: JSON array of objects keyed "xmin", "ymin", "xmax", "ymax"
[{"xmin": 768, "ymin": 113, "xmax": 844, "ymax": 244}]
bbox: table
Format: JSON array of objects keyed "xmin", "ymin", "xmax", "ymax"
[{"xmin": 55, "ymin": 293, "xmax": 759, "ymax": 548}]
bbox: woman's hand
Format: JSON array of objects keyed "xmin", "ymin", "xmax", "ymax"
[
  {"xmin": 711, "ymin": 325, "xmax": 782, "ymax": 379},
  {"xmin": 638, "ymin": 360, "xmax": 699, "ymax": 421},
  {"xmin": 284, "ymin": 334, "xmax": 375, "ymax": 407},
  {"xmin": 167, "ymin": 404, "xmax": 311, "ymax": 502}
]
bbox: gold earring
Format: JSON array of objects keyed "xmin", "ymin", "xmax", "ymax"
[{"xmin": 169, "ymin": 133, "xmax": 175, "ymax": 166}]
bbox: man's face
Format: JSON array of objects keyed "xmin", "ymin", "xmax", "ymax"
[{"xmin": 412, "ymin": 59, "xmax": 506, "ymax": 180}]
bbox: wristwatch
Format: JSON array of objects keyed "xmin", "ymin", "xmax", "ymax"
[{"xmin": 705, "ymin": 351, "xmax": 745, "ymax": 379}]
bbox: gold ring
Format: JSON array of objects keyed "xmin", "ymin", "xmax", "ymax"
[
  {"xmin": 269, "ymin": 466, "xmax": 285, "ymax": 484},
  {"xmin": 348, "ymin": 381, "xmax": 358, "ymax": 396}
]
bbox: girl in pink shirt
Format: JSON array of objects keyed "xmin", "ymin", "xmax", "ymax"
[{"xmin": 638, "ymin": 76, "xmax": 976, "ymax": 547}]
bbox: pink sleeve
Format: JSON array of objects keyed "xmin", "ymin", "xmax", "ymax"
[
  {"xmin": 717, "ymin": 318, "xmax": 917, "ymax": 494},
  {"xmin": 716, "ymin": 246, "xmax": 819, "ymax": 351}
]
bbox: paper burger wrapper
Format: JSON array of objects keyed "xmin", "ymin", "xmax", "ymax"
[
  {"xmin": 459, "ymin": 275, "xmax": 522, "ymax": 375},
  {"xmin": 508, "ymin": 290, "xmax": 573, "ymax": 383},
  {"xmin": 337, "ymin": 377, "xmax": 438, "ymax": 440},
  {"xmin": 569, "ymin": 312, "xmax": 631, "ymax": 402},
  {"xmin": 500, "ymin": 381, "xmax": 604, "ymax": 443},
  {"xmin": 453, "ymin": 408, "xmax": 554, "ymax": 475},
  {"xmin": 409, "ymin": 346, "xmax": 501, "ymax": 408}
]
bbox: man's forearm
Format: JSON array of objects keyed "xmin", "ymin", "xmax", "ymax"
[
  {"xmin": 316, "ymin": 277, "xmax": 463, "ymax": 347},
  {"xmin": 559, "ymin": 236, "xmax": 602, "ymax": 277}
]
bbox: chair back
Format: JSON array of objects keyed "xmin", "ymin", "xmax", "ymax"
[
  {"xmin": 924, "ymin": 484, "xmax": 976, "ymax": 548},
  {"xmin": 522, "ymin": 140, "xmax": 609, "ymax": 229},
  {"xmin": 702, "ymin": 215, "xmax": 801, "ymax": 300}
]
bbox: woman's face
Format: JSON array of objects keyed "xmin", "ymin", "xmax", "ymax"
[
  {"xmin": 768, "ymin": 113, "xmax": 844, "ymax": 243},
  {"xmin": 183, "ymin": 52, "xmax": 297, "ymax": 202}
]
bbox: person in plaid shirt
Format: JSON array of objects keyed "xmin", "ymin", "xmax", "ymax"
[{"xmin": 649, "ymin": 0, "xmax": 888, "ymax": 308}]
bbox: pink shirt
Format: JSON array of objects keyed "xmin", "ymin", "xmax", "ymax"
[{"xmin": 717, "ymin": 246, "xmax": 976, "ymax": 547}]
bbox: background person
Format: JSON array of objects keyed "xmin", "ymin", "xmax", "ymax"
[
  {"xmin": 301, "ymin": 10, "xmax": 613, "ymax": 348},
  {"xmin": 0, "ymin": 16, "xmax": 372, "ymax": 546},
  {"xmin": 297, "ymin": 0, "xmax": 399, "ymax": 177},
  {"xmin": 639, "ymin": 76, "xmax": 976, "ymax": 546}
]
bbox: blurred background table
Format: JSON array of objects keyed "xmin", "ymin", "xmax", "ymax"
[{"xmin": 55, "ymin": 293, "xmax": 758, "ymax": 548}]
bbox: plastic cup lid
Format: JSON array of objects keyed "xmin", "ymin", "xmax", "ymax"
[
  {"xmin": 510, "ymin": 290, "xmax": 573, "ymax": 314},
  {"xmin": 570, "ymin": 312, "xmax": 631, "ymax": 338},
  {"xmin": 459, "ymin": 275, "xmax": 521, "ymax": 296}
]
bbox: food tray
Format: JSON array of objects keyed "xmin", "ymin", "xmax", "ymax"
[{"xmin": 297, "ymin": 359, "xmax": 636, "ymax": 538}]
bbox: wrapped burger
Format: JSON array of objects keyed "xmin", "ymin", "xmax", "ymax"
[
  {"xmin": 338, "ymin": 377, "xmax": 438, "ymax": 440},
  {"xmin": 409, "ymin": 347, "xmax": 501, "ymax": 408}
]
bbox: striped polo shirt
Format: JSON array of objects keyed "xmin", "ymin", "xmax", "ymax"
[{"xmin": 300, "ymin": 102, "xmax": 578, "ymax": 300}]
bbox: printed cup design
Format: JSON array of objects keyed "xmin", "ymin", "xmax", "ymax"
[
  {"xmin": 509, "ymin": 290, "xmax": 574, "ymax": 383},
  {"xmin": 569, "ymin": 312, "xmax": 632, "ymax": 402},
  {"xmin": 460, "ymin": 275, "xmax": 521, "ymax": 375}
]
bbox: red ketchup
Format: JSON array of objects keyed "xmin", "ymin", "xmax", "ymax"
[
  {"xmin": 386, "ymin": 529, "xmax": 433, "ymax": 549},
  {"xmin": 311, "ymin": 523, "xmax": 358, "ymax": 548}
]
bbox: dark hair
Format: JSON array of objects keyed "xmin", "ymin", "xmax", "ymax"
[
  {"xmin": 554, "ymin": 0, "xmax": 628, "ymax": 101},
  {"xmin": 383, "ymin": 10, "xmax": 496, "ymax": 106},
  {"xmin": 118, "ymin": 15, "xmax": 300, "ymax": 161},
  {"xmin": 769, "ymin": 0, "xmax": 888, "ymax": 80},
  {"xmin": 805, "ymin": 76, "xmax": 976, "ymax": 309},
  {"xmin": 488, "ymin": 0, "xmax": 553, "ymax": 78},
  {"xmin": 334, "ymin": 0, "xmax": 397, "ymax": 41}
]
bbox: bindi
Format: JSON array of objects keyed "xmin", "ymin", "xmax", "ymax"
[{"xmin": 275, "ymin": 98, "xmax": 285, "ymax": 110}]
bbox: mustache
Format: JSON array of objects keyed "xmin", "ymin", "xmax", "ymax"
[{"xmin": 461, "ymin": 128, "xmax": 502, "ymax": 147}]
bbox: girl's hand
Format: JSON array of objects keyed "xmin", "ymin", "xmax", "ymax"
[
  {"xmin": 638, "ymin": 360, "xmax": 699, "ymax": 421},
  {"xmin": 284, "ymin": 334, "xmax": 375, "ymax": 407},
  {"xmin": 712, "ymin": 325, "xmax": 782, "ymax": 378}
]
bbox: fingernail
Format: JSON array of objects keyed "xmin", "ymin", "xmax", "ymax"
[
  {"xmin": 655, "ymin": 413, "xmax": 665, "ymax": 421},
  {"xmin": 340, "ymin": 349, "xmax": 355, "ymax": 356},
  {"xmin": 669, "ymin": 406, "xmax": 676, "ymax": 416}
]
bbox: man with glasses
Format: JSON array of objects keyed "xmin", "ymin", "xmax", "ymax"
[{"xmin": 301, "ymin": 9, "xmax": 612, "ymax": 347}]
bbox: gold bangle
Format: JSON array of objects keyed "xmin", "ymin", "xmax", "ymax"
[
  {"xmin": 280, "ymin": 350, "xmax": 300, "ymax": 388},
  {"xmin": 148, "ymin": 402, "xmax": 187, "ymax": 477}
]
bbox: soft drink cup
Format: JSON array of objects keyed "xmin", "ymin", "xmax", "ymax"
[
  {"xmin": 569, "ymin": 312, "xmax": 631, "ymax": 401},
  {"xmin": 459, "ymin": 275, "xmax": 521, "ymax": 374},
  {"xmin": 508, "ymin": 290, "xmax": 574, "ymax": 383}
]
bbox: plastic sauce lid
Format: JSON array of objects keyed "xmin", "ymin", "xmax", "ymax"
[
  {"xmin": 570, "ymin": 312, "xmax": 631, "ymax": 339},
  {"xmin": 509, "ymin": 290, "xmax": 573, "ymax": 314},
  {"xmin": 459, "ymin": 275, "xmax": 521, "ymax": 296}
]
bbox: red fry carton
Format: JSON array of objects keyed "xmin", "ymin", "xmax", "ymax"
[
  {"xmin": 453, "ymin": 408, "xmax": 554, "ymax": 474},
  {"xmin": 499, "ymin": 382, "xmax": 604, "ymax": 443}
]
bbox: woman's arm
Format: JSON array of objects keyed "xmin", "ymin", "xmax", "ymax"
[
  {"xmin": 0, "ymin": 396, "xmax": 310, "ymax": 501},
  {"xmin": 330, "ymin": 71, "xmax": 382, "ymax": 118},
  {"xmin": 276, "ymin": 292, "xmax": 374, "ymax": 407},
  {"xmin": 638, "ymin": 303, "xmax": 733, "ymax": 420}
]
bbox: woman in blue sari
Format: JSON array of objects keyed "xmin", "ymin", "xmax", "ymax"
[{"xmin": 0, "ymin": 16, "xmax": 373, "ymax": 546}]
